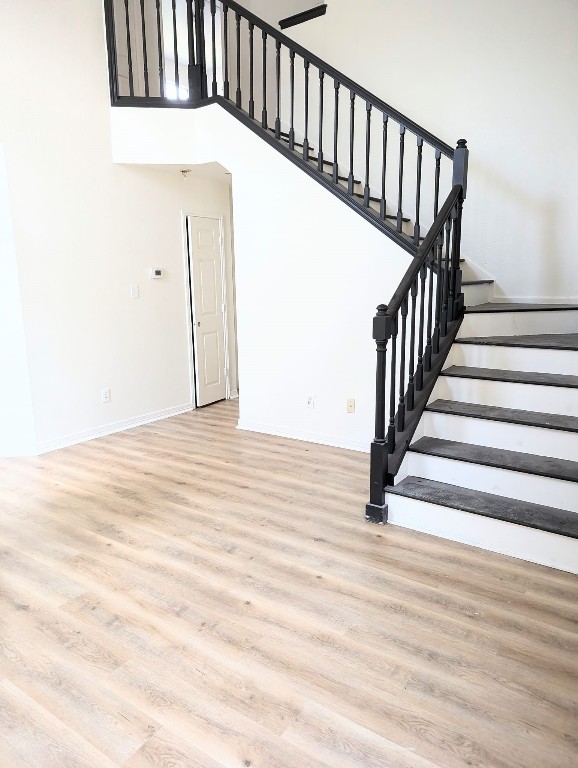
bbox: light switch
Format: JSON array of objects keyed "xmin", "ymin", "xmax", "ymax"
[{"xmin": 130, "ymin": 284, "xmax": 139, "ymax": 299}]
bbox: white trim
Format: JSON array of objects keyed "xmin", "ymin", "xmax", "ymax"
[
  {"xmin": 37, "ymin": 403, "xmax": 194, "ymax": 454},
  {"xmin": 236, "ymin": 419, "xmax": 370, "ymax": 453},
  {"xmin": 490, "ymin": 295, "xmax": 578, "ymax": 303}
]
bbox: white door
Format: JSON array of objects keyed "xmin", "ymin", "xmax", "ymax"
[{"xmin": 187, "ymin": 216, "xmax": 228, "ymax": 407}]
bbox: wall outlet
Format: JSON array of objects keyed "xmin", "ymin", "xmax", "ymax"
[
  {"xmin": 130, "ymin": 284, "xmax": 139, "ymax": 299},
  {"xmin": 347, "ymin": 398, "xmax": 356, "ymax": 414},
  {"xmin": 101, "ymin": 388, "xmax": 111, "ymax": 404},
  {"xmin": 306, "ymin": 393, "xmax": 315, "ymax": 409}
]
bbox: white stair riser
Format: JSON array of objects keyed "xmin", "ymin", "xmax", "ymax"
[
  {"xmin": 459, "ymin": 310, "xmax": 578, "ymax": 337},
  {"xmin": 421, "ymin": 411, "xmax": 578, "ymax": 463},
  {"xmin": 406, "ymin": 452, "xmax": 577, "ymax": 512},
  {"xmin": 386, "ymin": 494, "xmax": 578, "ymax": 574},
  {"xmin": 432, "ymin": 376, "xmax": 578, "ymax": 417},
  {"xmin": 460, "ymin": 261, "xmax": 492, "ymax": 283},
  {"xmin": 462, "ymin": 283, "xmax": 492, "ymax": 306},
  {"xmin": 447, "ymin": 343, "xmax": 578, "ymax": 376}
]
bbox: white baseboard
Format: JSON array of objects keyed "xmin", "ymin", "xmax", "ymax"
[
  {"xmin": 228, "ymin": 389, "xmax": 239, "ymax": 399},
  {"xmin": 236, "ymin": 419, "xmax": 370, "ymax": 453},
  {"xmin": 489, "ymin": 294, "xmax": 578, "ymax": 303},
  {"xmin": 37, "ymin": 402, "xmax": 195, "ymax": 454}
]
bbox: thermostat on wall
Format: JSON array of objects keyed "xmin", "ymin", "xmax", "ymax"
[{"xmin": 150, "ymin": 268, "xmax": 164, "ymax": 279}]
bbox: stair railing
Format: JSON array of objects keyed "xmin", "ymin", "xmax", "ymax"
[
  {"xmin": 366, "ymin": 141, "xmax": 469, "ymax": 522},
  {"xmin": 102, "ymin": 0, "xmax": 469, "ymax": 523}
]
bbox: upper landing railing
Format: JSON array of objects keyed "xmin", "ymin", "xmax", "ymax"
[
  {"xmin": 103, "ymin": 0, "xmax": 469, "ymax": 521},
  {"xmin": 103, "ymin": 0, "xmax": 460, "ymax": 256}
]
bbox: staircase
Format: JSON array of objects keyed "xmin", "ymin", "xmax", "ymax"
[
  {"xmin": 102, "ymin": 0, "xmax": 577, "ymax": 573},
  {"xmin": 388, "ymin": 304, "xmax": 578, "ymax": 573}
]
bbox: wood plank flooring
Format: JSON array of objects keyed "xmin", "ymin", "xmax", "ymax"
[{"xmin": 0, "ymin": 399, "xmax": 576, "ymax": 768}]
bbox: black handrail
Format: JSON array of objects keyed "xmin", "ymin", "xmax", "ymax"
[{"xmin": 220, "ymin": 0, "xmax": 454, "ymax": 158}]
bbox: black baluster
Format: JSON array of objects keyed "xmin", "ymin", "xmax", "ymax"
[
  {"xmin": 303, "ymin": 60, "xmax": 310, "ymax": 160},
  {"xmin": 261, "ymin": 31, "xmax": 267, "ymax": 128},
  {"xmin": 415, "ymin": 263, "xmax": 427, "ymax": 391},
  {"xmin": 363, "ymin": 102, "xmax": 372, "ymax": 207},
  {"xmin": 104, "ymin": 0, "xmax": 120, "ymax": 102},
  {"xmin": 289, "ymin": 51, "xmax": 295, "ymax": 149},
  {"xmin": 155, "ymin": 0, "xmax": 164, "ymax": 97},
  {"xmin": 413, "ymin": 137, "xmax": 423, "ymax": 244},
  {"xmin": 275, "ymin": 41, "xmax": 281, "ymax": 139},
  {"xmin": 318, "ymin": 70, "xmax": 324, "ymax": 172},
  {"xmin": 223, "ymin": 5, "xmax": 229, "ymax": 99},
  {"xmin": 171, "ymin": 0, "xmax": 179, "ymax": 94},
  {"xmin": 348, "ymin": 91, "xmax": 355, "ymax": 194},
  {"xmin": 423, "ymin": 248, "xmax": 435, "ymax": 372},
  {"xmin": 396, "ymin": 124, "xmax": 406, "ymax": 232},
  {"xmin": 124, "ymin": 0, "xmax": 134, "ymax": 96},
  {"xmin": 448, "ymin": 205, "xmax": 458, "ymax": 321},
  {"xmin": 210, "ymin": 0, "xmax": 217, "ymax": 97},
  {"xmin": 433, "ymin": 149, "xmax": 441, "ymax": 217},
  {"xmin": 440, "ymin": 216, "xmax": 451, "ymax": 337},
  {"xmin": 248, "ymin": 22, "xmax": 254, "ymax": 117},
  {"xmin": 406, "ymin": 279, "xmax": 418, "ymax": 411},
  {"xmin": 235, "ymin": 13, "xmax": 242, "ymax": 107},
  {"xmin": 196, "ymin": 0, "xmax": 206, "ymax": 99},
  {"xmin": 139, "ymin": 0, "xmax": 149, "ymax": 97},
  {"xmin": 432, "ymin": 232, "xmax": 444, "ymax": 354},
  {"xmin": 397, "ymin": 296, "xmax": 408, "ymax": 432},
  {"xmin": 367, "ymin": 304, "xmax": 391, "ymax": 522},
  {"xmin": 387, "ymin": 313, "xmax": 398, "ymax": 454},
  {"xmin": 333, "ymin": 80, "xmax": 340, "ymax": 183},
  {"xmin": 380, "ymin": 113, "xmax": 389, "ymax": 219},
  {"xmin": 186, "ymin": 0, "xmax": 196, "ymax": 102},
  {"xmin": 450, "ymin": 193, "xmax": 464, "ymax": 320}
]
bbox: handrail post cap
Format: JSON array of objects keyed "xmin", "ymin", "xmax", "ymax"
[{"xmin": 457, "ymin": 138, "xmax": 467, "ymax": 148}]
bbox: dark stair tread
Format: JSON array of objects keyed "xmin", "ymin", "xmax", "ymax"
[
  {"xmin": 461, "ymin": 279, "xmax": 494, "ymax": 286},
  {"xmin": 426, "ymin": 399, "xmax": 578, "ymax": 434},
  {"xmin": 442, "ymin": 365, "xmax": 578, "ymax": 389},
  {"xmin": 457, "ymin": 333, "xmax": 578, "ymax": 351},
  {"xmin": 410, "ymin": 437, "xmax": 578, "ymax": 484},
  {"xmin": 389, "ymin": 476, "xmax": 578, "ymax": 539},
  {"xmin": 466, "ymin": 302, "xmax": 578, "ymax": 313}
]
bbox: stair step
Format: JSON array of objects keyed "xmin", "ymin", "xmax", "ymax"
[
  {"xmin": 461, "ymin": 279, "xmax": 494, "ymax": 286},
  {"xmin": 442, "ymin": 365, "xmax": 578, "ymax": 389},
  {"xmin": 466, "ymin": 302, "xmax": 578, "ymax": 313},
  {"xmin": 426, "ymin": 399, "xmax": 578, "ymax": 433},
  {"xmin": 409, "ymin": 437, "xmax": 578, "ymax": 485},
  {"xmin": 388, "ymin": 476, "xmax": 578, "ymax": 539},
  {"xmin": 457, "ymin": 333, "xmax": 578, "ymax": 351}
]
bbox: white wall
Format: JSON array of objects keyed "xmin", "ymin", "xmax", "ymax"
[
  {"xmin": 0, "ymin": 146, "xmax": 37, "ymax": 456},
  {"xmin": 247, "ymin": 0, "xmax": 578, "ymax": 302},
  {"xmin": 112, "ymin": 104, "xmax": 407, "ymax": 450},
  {"xmin": 0, "ymin": 0, "xmax": 235, "ymax": 453}
]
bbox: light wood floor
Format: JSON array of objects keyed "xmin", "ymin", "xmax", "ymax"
[{"xmin": 0, "ymin": 400, "xmax": 576, "ymax": 768}]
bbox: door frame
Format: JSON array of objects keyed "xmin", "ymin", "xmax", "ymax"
[{"xmin": 182, "ymin": 211, "xmax": 234, "ymax": 407}]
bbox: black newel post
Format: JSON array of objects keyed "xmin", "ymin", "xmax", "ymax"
[
  {"xmin": 450, "ymin": 139, "xmax": 468, "ymax": 319},
  {"xmin": 365, "ymin": 305, "xmax": 391, "ymax": 524}
]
